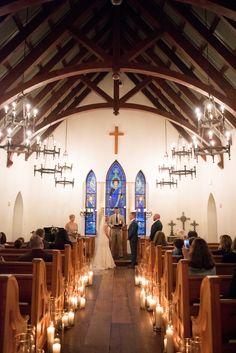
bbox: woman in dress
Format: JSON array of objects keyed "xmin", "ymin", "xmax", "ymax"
[
  {"xmin": 65, "ymin": 214, "xmax": 78, "ymax": 243},
  {"xmin": 92, "ymin": 215, "xmax": 116, "ymax": 270}
]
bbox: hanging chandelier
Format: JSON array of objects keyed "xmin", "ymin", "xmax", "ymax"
[
  {"xmin": 34, "ymin": 135, "xmax": 61, "ymax": 177},
  {"xmin": 156, "ymin": 120, "xmax": 178, "ymax": 188},
  {"xmin": 55, "ymin": 119, "xmax": 74, "ymax": 187},
  {"xmin": 170, "ymin": 135, "xmax": 196, "ymax": 180},
  {"xmin": 0, "ymin": 94, "xmax": 38, "ymax": 155}
]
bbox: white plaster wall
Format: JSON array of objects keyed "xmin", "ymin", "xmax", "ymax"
[{"xmin": 0, "ymin": 86, "xmax": 235, "ymax": 242}]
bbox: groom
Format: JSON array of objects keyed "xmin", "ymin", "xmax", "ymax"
[
  {"xmin": 109, "ymin": 207, "xmax": 125, "ymax": 258},
  {"xmin": 128, "ymin": 212, "xmax": 139, "ymax": 268}
]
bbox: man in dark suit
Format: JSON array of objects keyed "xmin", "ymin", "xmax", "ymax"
[
  {"xmin": 18, "ymin": 235, "xmax": 52, "ymax": 262},
  {"xmin": 128, "ymin": 211, "xmax": 139, "ymax": 268},
  {"xmin": 150, "ymin": 213, "xmax": 163, "ymax": 241}
]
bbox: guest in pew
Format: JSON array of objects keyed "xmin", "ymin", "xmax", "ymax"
[
  {"xmin": 213, "ymin": 234, "xmax": 232, "ymax": 255},
  {"xmin": 50, "ymin": 228, "xmax": 72, "ymax": 250},
  {"xmin": 188, "ymin": 238, "xmax": 216, "ymax": 276},
  {"xmin": 172, "ymin": 238, "xmax": 184, "ymax": 258},
  {"xmin": 187, "ymin": 230, "xmax": 198, "ymax": 239},
  {"xmin": 0, "ymin": 232, "xmax": 7, "ymax": 247},
  {"xmin": 35, "ymin": 228, "xmax": 50, "ymax": 249},
  {"xmin": 17, "ymin": 235, "xmax": 52, "ymax": 262},
  {"xmin": 153, "ymin": 231, "xmax": 167, "ymax": 246},
  {"xmin": 65, "ymin": 214, "xmax": 78, "ymax": 243},
  {"xmin": 150, "ymin": 213, "xmax": 163, "ymax": 241},
  {"xmin": 228, "ymin": 267, "xmax": 236, "ymax": 298},
  {"xmin": 14, "ymin": 238, "xmax": 24, "ymax": 249},
  {"xmin": 222, "ymin": 238, "xmax": 236, "ymax": 263}
]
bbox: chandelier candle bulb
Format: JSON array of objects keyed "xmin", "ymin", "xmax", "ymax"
[
  {"xmin": 166, "ymin": 325, "xmax": 174, "ymax": 353},
  {"xmin": 47, "ymin": 324, "xmax": 55, "ymax": 348},
  {"xmin": 88, "ymin": 271, "xmax": 93, "ymax": 285}
]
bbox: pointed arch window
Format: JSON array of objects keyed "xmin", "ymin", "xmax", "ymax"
[
  {"xmin": 105, "ymin": 160, "xmax": 126, "ymax": 220},
  {"xmin": 135, "ymin": 171, "xmax": 146, "ymax": 235},
  {"xmin": 85, "ymin": 170, "xmax": 97, "ymax": 235}
]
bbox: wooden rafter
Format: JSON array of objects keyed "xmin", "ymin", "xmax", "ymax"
[{"xmin": 0, "ymin": 0, "xmax": 54, "ymax": 16}]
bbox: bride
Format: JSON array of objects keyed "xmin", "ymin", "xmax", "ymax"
[{"xmin": 92, "ymin": 215, "xmax": 116, "ymax": 270}]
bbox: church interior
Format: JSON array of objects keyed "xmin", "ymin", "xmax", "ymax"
[{"xmin": 0, "ymin": 0, "xmax": 235, "ymax": 352}]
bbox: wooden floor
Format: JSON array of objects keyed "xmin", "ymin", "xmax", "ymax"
[{"xmin": 62, "ymin": 267, "xmax": 163, "ymax": 353}]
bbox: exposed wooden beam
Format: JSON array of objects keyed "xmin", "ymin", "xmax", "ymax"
[
  {"xmin": 172, "ymin": 0, "xmax": 236, "ymax": 21},
  {"xmin": 69, "ymin": 26, "xmax": 111, "ymax": 62},
  {"xmin": 0, "ymin": 0, "xmax": 54, "ymax": 16},
  {"xmin": 80, "ymin": 75, "xmax": 113, "ymax": 103},
  {"xmin": 113, "ymin": 80, "xmax": 120, "ymax": 115},
  {"xmin": 120, "ymin": 77, "xmax": 152, "ymax": 103},
  {"xmin": 171, "ymin": 2, "xmax": 236, "ymax": 70}
]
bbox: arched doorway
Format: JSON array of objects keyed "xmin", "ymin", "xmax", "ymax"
[
  {"xmin": 207, "ymin": 193, "xmax": 218, "ymax": 242},
  {"xmin": 12, "ymin": 192, "xmax": 24, "ymax": 240}
]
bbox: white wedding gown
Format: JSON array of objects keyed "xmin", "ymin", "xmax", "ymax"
[{"xmin": 92, "ymin": 217, "xmax": 116, "ymax": 270}]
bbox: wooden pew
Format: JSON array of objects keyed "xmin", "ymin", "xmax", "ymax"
[
  {"xmin": 0, "ymin": 274, "xmax": 28, "ymax": 353},
  {"xmin": 192, "ymin": 276, "xmax": 236, "ymax": 353},
  {"xmin": 172, "ymin": 260, "xmax": 235, "ymax": 350},
  {"xmin": 160, "ymin": 251, "xmax": 177, "ymax": 310}
]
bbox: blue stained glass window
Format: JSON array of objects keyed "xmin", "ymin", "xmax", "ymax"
[
  {"xmin": 105, "ymin": 160, "xmax": 126, "ymax": 220},
  {"xmin": 135, "ymin": 171, "xmax": 146, "ymax": 235},
  {"xmin": 85, "ymin": 170, "xmax": 97, "ymax": 235}
]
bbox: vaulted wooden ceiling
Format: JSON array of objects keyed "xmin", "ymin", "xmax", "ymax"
[{"xmin": 0, "ymin": 0, "xmax": 235, "ymax": 165}]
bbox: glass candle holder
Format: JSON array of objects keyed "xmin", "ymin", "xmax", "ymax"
[{"xmin": 15, "ymin": 333, "xmax": 33, "ymax": 353}]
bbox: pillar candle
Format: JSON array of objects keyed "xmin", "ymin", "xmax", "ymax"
[
  {"xmin": 52, "ymin": 340, "xmax": 61, "ymax": 353},
  {"xmin": 146, "ymin": 294, "xmax": 152, "ymax": 308},
  {"xmin": 88, "ymin": 271, "xmax": 93, "ymax": 285},
  {"xmin": 135, "ymin": 275, "xmax": 140, "ymax": 286},
  {"xmin": 166, "ymin": 325, "xmax": 174, "ymax": 353},
  {"xmin": 140, "ymin": 288, "xmax": 146, "ymax": 309},
  {"xmin": 68, "ymin": 310, "xmax": 75, "ymax": 325},
  {"xmin": 155, "ymin": 305, "xmax": 163, "ymax": 329},
  {"xmin": 80, "ymin": 296, "xmax": 86, "ymax": 309},
  {"xmin": 62, "ymin": 313, "xmax": 69, "ymax": 327},
  {"xmin": 47, "ymin": 324, "xmax": 55, "ymax": 347}
]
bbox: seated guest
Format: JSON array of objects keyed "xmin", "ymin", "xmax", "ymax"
[
  {"xmin": 35, "ymin": 228, "xmax": 50, "ymax": 249},
  {"xmin": 187, "ymin": 230, "xmax": 198, "ymax": 239},
  {"xmin": 173, "ymin": 238, "xmax": 184, "ymax": 257},
  {"xmin": 0, "ymin": 232, "xmax": 7, "ymax": 247},
  {"xmin": 188, "ymin": 237, "xmax": 216, "ymax": 276},
  {"xmin": 14, "ymin": 238, "xmax": 24, "ymax": 249},
  {"xmin": 153, "ymin": 231, "xmax": 167, "ymax": 246},
  {"xmin": 213, "ymin": 234, "xmax": 232, "ymax": 255},
  {"xmin": 65, "ymin": 214, "xmax": 78, "ymax": 243},
  {"xmin": 18, "ymin": 235, "xmax": 52, "ymax": 262},
  {"xmin": 223, "ymin": 238, "xmax": 236, "ymax": 263},
  {"xmin": 228, "ymin": 267, "xmax": 236, "ymax": 299},
  {"xmin": 50, "ymin": 228, "xmax": 72, "ymax": 250}
]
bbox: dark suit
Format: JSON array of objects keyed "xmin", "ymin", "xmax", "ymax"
[
  {"xmin": 150, "ymin": 219, "xmax": 163, "ymax": 241},
  {"xmin": 128, "ymin": 219, "xmax": 138, "ymax": 266},
  {"xmin": 17, "ymin": 249, "xmax": 52, "ymax": 262}
]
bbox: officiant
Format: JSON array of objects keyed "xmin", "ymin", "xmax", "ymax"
[{"xmin": 108, "ymin": 207, "xmax": 125, "ymax": 258}]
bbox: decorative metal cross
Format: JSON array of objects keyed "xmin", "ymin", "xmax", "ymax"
[
  {"xmin": 177, "ymin": 212, "xmax": 190, "ymax": 230},
  {"xmin": 109, "ymin": 126, "xmax": 124, "ymax": 154},
  {"xmin": 190, "ymin": 220, "xmax": 199, "ymax": 231},
  {"xmin": 168, "ymin": 220, "xmax": 176, "ymax": 236}
]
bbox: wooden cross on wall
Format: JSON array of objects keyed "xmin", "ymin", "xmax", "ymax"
[
  {"xmin": 109, "ymin": 126, "xmax": 124, "ymax": 154},
  {"xmin": 177, "ymin": 212, "xmax": 190, "ymax": 231},
  {"xmin": 190, "ymin": 220, "xmax": 199, "ymax": 231},
  {"xmin": 168, "ymin": 220, "xmax": 176, "ymax": 236}
]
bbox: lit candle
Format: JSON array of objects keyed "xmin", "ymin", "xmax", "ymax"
[
  {"xmin": 62, "ymin": 313, "xmax": 69, "ymax": 327},
  {"xmin": 140, "ymin": 288, "xmax": 146, "ymax": 309},
  {"xmin": 70, "ymin": 295, "xmax": 78, "ymax": 309},
  {"xmin": 79, "ymin": 284, "xmax": 85, "ymax": 296},
  {"xmin": 83, "ymin": 275, "xmax": 89, "ymax": 286},
  {"xmin": 68, "ymin": 310, "xmax": 75, "ymax": 326},
  {"xmin": 166, "ymin": 325, "xmax": 174, "ymax": 353},
  {"xmin": 47, "ymin": 324, "xmax": 55, "ymax": 348},
  {"xmin": 88, "ymin": 271, "xmax": 93, "ymax": 285},
  {"xmin": 155, "ymin": 305, "xmax": 163, "ymax": 329},
  {"xmin": 146, "ymin": 294, "xmax": 152, "ymax": 308},
  {"xmin": 149, "ymin": 298, "xmax": 157, "ymax": 311},
  {"xmin": 80, "ymin": 296, "xmax": 86, "ymax": 309},
  {"xmin": 52, "ymin": 339, "xmax": 61, "ymax": 353},
  {"xmin": 135, "ymin": 275, "xmax": 140, "ymax": 286}
]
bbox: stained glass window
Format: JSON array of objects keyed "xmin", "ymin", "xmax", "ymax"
[
  {"xmin": 105, "ymin": 160, "xmax": 126, "ymax": 220},
  {"xmin": 135, "ymin": 170, "xmax": 146, "ymax": 235},
  {"xmin": 85, "ymin": 170, "xmax": 97, "ymax": 235}
]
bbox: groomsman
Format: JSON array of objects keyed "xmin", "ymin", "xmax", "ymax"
[
  {"xmin": 128, "ymin": 212, "xmax": 139, "ymax": 268},
  {"xmin": 150, "ymin": 213, "xmax": 163, "ymax": 241},
  {"xmin": 109, "ymin": 207, "xmax": 125, "ymax": 258}
]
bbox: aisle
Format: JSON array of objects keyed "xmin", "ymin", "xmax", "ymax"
[{"xmin": 62, "ymin": 267, "xmax": 162, "ymax": 353}]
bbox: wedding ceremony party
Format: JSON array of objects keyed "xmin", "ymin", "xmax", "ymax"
[{"xmin": 0, "ymin": 1, "xmax": 236, "ymax": 353}]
